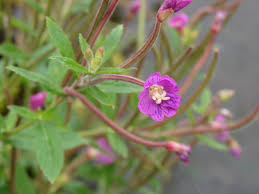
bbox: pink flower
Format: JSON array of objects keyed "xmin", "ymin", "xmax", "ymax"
[
  {"xmin": 130, "ymin": 0, "xmax": 141, "ymax": 15},
  {"xmin": 168, "ymin": 13, "xmax": 189, "ymax": 31},
  {"xmin": 228, "ymin": 139, "xmax": 241, "ymax": 159},
  {"xmin": 138, "ymin": 72, "xmax": 181, "ymax": 121},
  {"xmin": 165, "ymin": 141, "xmax": 191, "ymax": 163},
  {"xmin": 211, "ymin": 114, "xmax": 230, "ymax": 142},
  {"xmin": 216, "ymin": 10, "xmax": 227, "ymax": 23},
  {"xmin": 160, "ymin": 0, "xmax": 192, "ymax": 12},
  {"xmin": 29, "ymin": 91, "xmax": 46, "ymax": 111},
  {"xmin": 95, "ymin": 138, "xmax": 116, "ymax": 165}
]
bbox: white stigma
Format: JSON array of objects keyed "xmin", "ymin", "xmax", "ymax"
[{"xmin": 149, "ymin": 85, "xmax": 170, "ymax": 104}]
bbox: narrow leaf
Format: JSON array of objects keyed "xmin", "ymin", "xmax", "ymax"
[
  {"xmin": 79, "ymin": 33, "xmax": 90, "ymax": 54},
  {"xmin": 96, "ymin": 67, "xmax": 135, "ymax": 74},
  {"xmin": 7, "ymin": 65, "xmax": 62, "ymax": 95},
  {"xmin": 196, "ymin": 134, "xmax": 228, "ymax": 151},
  {"xmin": 96, "ymin": 80, "xmax": 142, "ymax": 93},
  {"xmin": 0, "ymin": 42, "xmax": 27, "ymax": 63},
  {"xmin": 99, "ymin": 25, "xmax": 123, "ymax": 66},
  {"xmin": 8, "ymin": 106, "xmax": 38, "ymax": 120},
  {"xmin": 37, "ymin": 122, "xmax": 64, "ymax": 183},
  {"xmin": 15, "ymin": 164, "xmax": 36, "ymax": 194},
  {"xmin": 107, "ymin": 131, "xmax": 128, "ymax": 158},
  {"xmin": 25, "ymin": 0, "xmax": 45, "ymax": 14},
  {"xmin": 60, "ymin": 130, "xmax": 88, "ymax": 150},
  {"xmin": 50, "ymin": 56, "xmax": 88, "ymax": 74},
  {"xmin": 47, "ymin": 18, "xmax": 75, "ymax": 59}
]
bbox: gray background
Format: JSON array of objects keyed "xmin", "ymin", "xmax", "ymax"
[{"xmin": 160, "ymin": 0, "xmax": 259, "ymax": 194}]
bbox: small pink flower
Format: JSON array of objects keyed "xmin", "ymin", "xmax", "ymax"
[
  {"xmin": 228, "ymin": 139, "xmax": 241, "ymax": 159},
  {"xmin": 29, "ymin": 91, "xmax": 46, "ymax": 111},
  {"xmin": 168, "ymin": 13, "xmax": 189, "ymax": 31},
  {"xmin": 160, "ymin": 0, "xmax": 192, "ymax": 12},
  {"xmin": 216, "ymin": 10, "xmax": 227, "ymax": 23},
  {"xmin": 95, "ymin": 138, "xmax": 116, "ymax": 165},
  {"xmin": 165, "ymin": 141, "xmax": 191, "ymax": 163},
  {"xmin": 138, "ymin": 72, "xmax": 181, "ymax": 122},
  {"xmin": 130, "ymin": 0, "xmax": 141, "ymax": 15},
  {"xmin": 212, "ymin": 114, "xmax": 230, "ymax": 143}
]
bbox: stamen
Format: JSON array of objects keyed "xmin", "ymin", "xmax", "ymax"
[{"xmin": 149, "ymin": 85, "xmax": 170, "ymax": 104}]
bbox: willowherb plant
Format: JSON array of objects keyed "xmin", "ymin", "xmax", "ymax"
[{"xmin": 0, "ymin": 0, "xmax": 257, "ymax": 193}]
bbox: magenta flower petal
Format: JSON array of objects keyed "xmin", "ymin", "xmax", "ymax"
[
  {"xmin": 160, "ymin": 0, "xmax": 192, "ymax": 12},
  {"xmin": 138, "ymin": 72, "xmax": 181, "ymax": 121},
  {"xmin": 168, "ymin": 13, "xmax": 189, "ymax": 31},
  {"xmin": 130, "ymin": 0, "xmax": 141, "ymax": 15},
  {"xmin": 95, "ymin": 138, "xmax": 116, "ymax": 165},
  {"xmin": 29, "ymin": 91, "xmax": 47, "ymax": 111}
]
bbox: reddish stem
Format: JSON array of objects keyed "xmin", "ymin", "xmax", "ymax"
[
  {"xmin": 90, "ymin": 0, "xmax": 119, "ymax": 48},
  {"xmin": 119, "ymin": 19, "xmax": 161, "ymax": 68},
  {"xmin": 141, "ymin": 105, "xmax": 259, "ymax": 138},
  {"xmin": 64, "ymin": 87, "xmax": 167, "ymax": 148},
  {"xmin": 87, "ymin": 74, "xmax": 144, "ymax": 86},
  {"xmin": 179, "ymin": 35, "xmax": 215, "ymax": 96}
]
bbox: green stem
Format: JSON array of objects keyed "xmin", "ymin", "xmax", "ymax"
[{"xmin": 137, "ymin": 0, "xmax": 146, "ymax": 49}]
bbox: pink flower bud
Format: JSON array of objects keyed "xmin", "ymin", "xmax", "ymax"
[
  {"xmin": 130, "ymin": 0, "xmax": 141, "ymax": 15},
  {"xmin": 165, "ymin": 141, "xmax": 191, "ymax": 163},
  {"xmin": 228, "ymin": 139, "xmax": 242, "ymax": 158},
  {"xmin": 160, "ymin": 0, "xmax": 192, "ymax": 12},
  {"xmin": 168, "ymin": 13, "xmax": 189, "ymax": 32},
  {"xmin": 29, "ymin": 91, "xmax": 47, "ymax": 111},
  {"xmin": 95, "ymin": 138, "xmax": 116, "ymax": 165}
]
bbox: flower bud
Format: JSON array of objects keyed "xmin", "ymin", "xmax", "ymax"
[
  {"xmin": 95, "ymin": 47, "xmax": 105, "ymax": 59},
  {"xmin": 157, "ymin": 8, "xmax": 174, "ymax": 23},
  {"xmin": 220, "ymin": 108, "xmax": 233, "ymax": 118},
  {"xmin": 29, "ymin": 91, "xmax": 46, "ymax": 111},
  {"xmin": 165, "ymin": 141, "xmax": 191, "ymax": 163},
  {"xmin": 130, "ymin": 0, "xmax": 141, "ymax": 15},
  {"xmin": 217, "ymin": 89, "xmax": 235, "ymax": 102},
  {"xmin": 84, "ymin": 48, "xmax": 94, "ymax": 61},
  {"xmin": 228, "ymin": 139, "xmax": 241, "ymax": 158}
]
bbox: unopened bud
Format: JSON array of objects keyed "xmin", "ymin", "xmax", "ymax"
[
  {"xmin": 227, "ymin": 139, "xmax": 241, "ymax": 158},
  {"xmin": 157, "ymin": 8, "xmax": 174, "ymax": 23},
  {"xmin": 95, "ymin": 47, "xmax": 105, "ymax": 58},
  {"xmin": 85, "ymin": 48, "xmax": 94, "ymax": 60},
  {"xmin": 218, "ymin": 89, "xmax": 235, "ymax": 102},
  {"xmin": 87, "ymin": 147, "xmax": 101, "ymax": 159},
  {"xmin": 220, "ymin": 108, "xmax": 233, "ymax": 118}
]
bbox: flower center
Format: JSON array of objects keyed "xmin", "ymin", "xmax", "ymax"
[{"xmin": 149, "ymin": 85, "xmax": 170, "ymax": 104}]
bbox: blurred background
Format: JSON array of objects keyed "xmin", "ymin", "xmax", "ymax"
[{"xmin": 160, "ymin": 0, "xmax": 259, "ymax": 193}]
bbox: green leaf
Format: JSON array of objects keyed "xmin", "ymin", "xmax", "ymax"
[
  {"xmin": 6, "ymin": 111, "xmax": 17, "ymax": 130},
  {"xmin": 50, "ymin": 56, "xmax": 88, "ymax": 74},
  {"xmin": 7, "ymin": 65, "xmax": 62, "ymax": 95},
  {"xmin": 96, "ymin": 80, "xmax": 143, "ymax": 93},
  {"xmin": 25, "ymin": 0, "xmax": 45, "ymax": 14},
  {"xmin": 71, "ymin": 0, "xmax": 91, "ymax": 14},
  {"xmin": 99, "ymin": 25, "xmax": 123, "ymax": 66},
  {"xmin": 79, "ymin": 33, "xmax": 90, "ymax": 54},
  {"xmin": 37, "ymin": 122, "xmax": 64, "ymax": 183},
  {"xmin": 191, "ymin": 103, "xmax": 203, "ymax": 114},
  {"xmin": 200, "ymin": 88, "xmax": 212, "ymax": 108},
  {"xmin": 84, "ymin": 86, "xmax": 116, "ymax": 108},
  {"xmin": 60, "ymin": 130, "xmax": 88, "ymax": 150},
  {"xmin": 47, "ymin": 18, "xmax": 75, "ymax": 60},
  {"xmin": 167, "ymin": 27, "xmax": 181, "ymax": 55},
  {"xmin": 129, "ymin": 93, "xmax": 138, "ymax": 110},
  {"xmin": 15, "ymin": 164, "xmax": 36, "ymax": 194},
  {"xmin": 96, "ymin": 67, "xmax": 135, "ymax": 74},
  {"xmin": 10, "ymin": 17, "xmax": 37, "ymax": 37},
  {"xmin": 8, "ymin": 106, "xmax": 38, "ymax": 120},
  {"xmin": 107, "ymin": 131, "xmax": 128, "ymax": 158},
  {"xmin": 0, "ymin": 42, "xmax": 27, "ymax": 63},
  {"xmin": 196, "ymin": 134, "xmax": 228, "ymax": 151}
]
